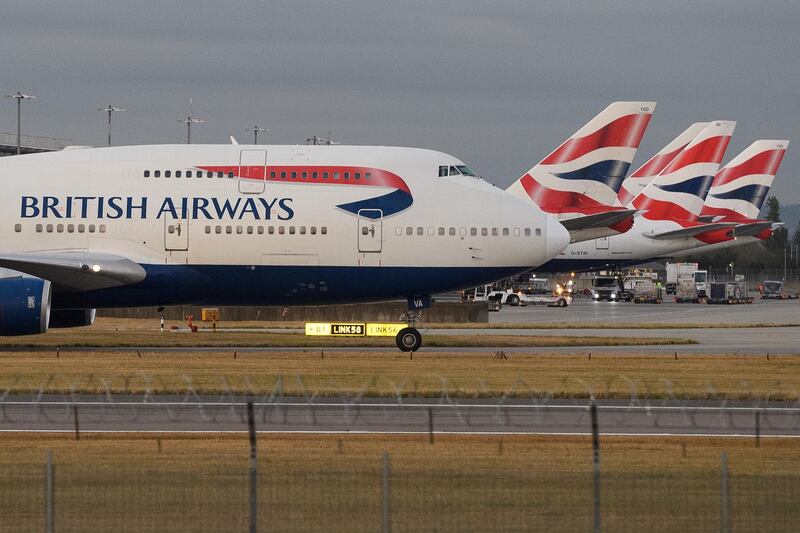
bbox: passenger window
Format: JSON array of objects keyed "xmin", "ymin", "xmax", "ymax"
[
  {"xmin": 167, "ymin": 225, "xmax": 175, "ymax": 234},
  {"xmin": 355, "ymin": 172, "xmax": 360, "ymax": 180},
  {"xmin": 268, "ymin": 226, "xmax": 275, "ymax": 235},
  {"xmin": 270, "ymin": 171, "xmax": 277, "ymax": 178},
  {"xmin": 175, "ymin": 171, "xmax": 182, "ymax": 178},
  {"xmin": 492, "ymin": 228, "xmax": 498, "ymax": 236},
  {"xmin": 186, "ymin": 171, "xmax": 192, "ymax": 178},
  {"xmin": 57, "ymin": 224, "xmax": 64, "ymax": 233},
  {"xmin": 236, "ymin": 226, "xmax": 243, "ymax": 235},
  {"xmin": 535, "ymin": 228, "xmax": 542, "ymax": 236},
  {"xmin": 47, "ymin": 224, "xmax": 54, "ymax": 233},
  {"xmin": 524, "ymin": 228, "xmax": 531, "ymax": 236},
  {"xmin": 165, "ymin": 171, "xmax": 171, "ymax": 178},
  {"xmin": 310, "ymin": 227, "xmax": 317, "ymax": 235},
  {"xmin": 470, "ymin": 227, "xmax": 477, "ymax": 236},
  {"xmin": 291, "ymin": 172, "xmax": 297, "ymax": 179},
  {"xmin": 481, "ymin": 228, "xmax": 488, "ymax": 236},
  {"xmin": 439, "ymin": 166, "xmax": 448, "ymax": 177},
  {"xmin": 14, "ymin": 224, "xmax": 22, "ymax": 233},
  {"xmin": 289, "ymin": 226, "xmax": 296, "ymax": 235},
  {"xmin": 438, "ymin": 227, "xmax": 445, "ymax": 236},
  {"xmin": 414, "ymin": 226, "xmax": 421, "ymax": 236},
  {"xmin": 281, "ymin": 171, "xmax": 287, "ymax": 179},
  {"xmin": 362, "ymin": 227, "xmax": 369, "ymax": 235},
  {"xmin": 344, "ymin": 172, "xmax": 350, "ymax": 180},
  {"xmin": 144, "ymin": 170, "xmax": 150, "ymax": 178},
  {"xmin": 503, "ymin": 228, "xmax": 509, "ymax": 236},
  {"xmin": 67, "ymin": 224, "xmax": 75, "ymax": 233},
  {"xmin": 215, "ymin": 226, "xmax": 222, "ymax": 234},
  {"xmin": 323, "ymin": 171, "xmax": 329, "ymax": 179},
  {"xmin": 218, "ymin": 172, "xmax": 224, "ymax": 178},
  {"xmin": 228, "ymin": 172, "xmax": 234, "ymax": 178},
  {"xmin": 36, "ymin": 224, "xmax": 43, "ymax": 233},
  {"xmin": 321, "ymin": 227, "xmax": 327, "ymax": 235},
  {"xmin": 364, "ymin": 172, "xmax": 371, "ymax": 180},
  {"xmin": 205, "ymin": 226, "xmax": 211, "ymax": 234},
  {"xmin": 333, "ymin": 171, "xmax": 340, "ymax": 180},
  {"xmin": 449, "ymin": 227, "xmax": 456, "ymax": 236},
  {"xmin": 88, "ymin": 224, "xmax": 95, "ymax": 233},
  {"xmin": 226, "ymin": 226, "xmax": 232, "ymax": 234},
  {"xmin": 154, "ymin": 170, "xmax": 161, "ymax": 178},
  {"xmin": 279, "ymin": 226, "xmax": 286, "ymax": 235},
  {"xmin": 312, "ymin": 172, "xmax": 318, "ymax": 179},
  {"xmin": 207, "ymin": 171, "xmax": 213, "ymax": 178},
  {"xmin": 302, "ymin": 171, "xmax": 307, "ymax": 179},
  {"xmin": 300, "ymin": 226, "xmax": 306, "ymax": 235},
  {"xmin": 406, "ymin": 227, "xmax": 413, "ymax": 236},
  {"xmin": 247, "ymin": 226, "xmax": 253, "ymax": 235},
  {"xmin": 257, "ymin": 227, "xmax": 264, "ymax": 235},
  {"xmin": 77, "ymin": 224, "xmax": 85, "ymax": 233}
]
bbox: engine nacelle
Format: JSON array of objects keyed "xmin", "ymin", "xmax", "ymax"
[
  {"xmin": 50, "ymin": 309, "xmax": 96, "ymax": 328},
  {"xmin": 0, "ymin": 277, "xmax": 52, "ymax": 335}
]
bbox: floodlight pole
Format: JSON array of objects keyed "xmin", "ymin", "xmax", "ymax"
[
  {"xmin": 6, "ymin": 92, "xmax": 36, "ymax": 155},
  {"xmin": 246, "ymin": 125, "xmax": 269, "ymax": 144},
  {"xmin": 98, "ymin": 105, "xmax": 125, "ymax": 146}
]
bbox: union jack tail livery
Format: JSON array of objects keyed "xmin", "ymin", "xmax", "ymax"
[
  {"xmin": 632, "ymin": 120, "xmax": 735, "ymax": 222},
  {"xmin": 699, "ymin": 140, "xmax": 788, "ymax": 222},
  {"xmin": 617, "ymin": 122, "xmax": 707, "ymax": 207},
  {"xmin": 508, "ymin": 101, "xmax": 655, "ymax": 215}
]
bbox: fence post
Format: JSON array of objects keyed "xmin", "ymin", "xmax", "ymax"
[
  {"xmin": 382, "ymin": 451, "xmax": 391, "ymax": 533},
  {"xmin": 248, "ymin": 402, "xmax": 258, "ymax": 533},
  {"xmin": 720, "ymin": 452, "xmax": 730, "ymax": 533},
  {"xmin": 45, "ymin": 449, "xmax": 54, "ymax": 533},
  {"xmin": 428, "ymin": 408, "xmax": 434, "ymax": 445},
  {"xmin": 591, "ymin": 401, "xmax": 601, "ymax": 533},
  {"xmin": 755, "ymin": 411, "xmax": 760, "ymax": 448}
]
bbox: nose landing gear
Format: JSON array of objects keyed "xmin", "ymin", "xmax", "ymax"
[
  {"xmin": 396, "ymin": 326, "xmax": 422, "ymax": 352},
  {"xmin": 396, "ymin": 297, "xmax": 427, "ymax": 352}
]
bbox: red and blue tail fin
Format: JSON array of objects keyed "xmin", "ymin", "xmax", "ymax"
[
  {"xmin": 507, "ymin": 101, "xmax": 655, "ymax": 215},
  {"xmin": 700, "ymin": 140, "xmax": 788, "ymax": 221},
  {"xmin": 632, "ymin": 120, "xmax": 735, "ymax": 222},
  {"xmin": 617, "ymin": 122, "xmax": 707, "ymax": 207}
]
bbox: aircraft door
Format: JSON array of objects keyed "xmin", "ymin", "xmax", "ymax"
[
  {"xmin": 165, "ymin": 208, "xmax": 189, "ymax": 251},
  {"xmin": 596, "ymin": 236, "xmax": 609, "ymax": 250},
  {"xmin": 238, "ymin": 149, "xmax": 267, "ymax": 194},
  {"xmin": 357, "ymin": 209, "xmax": 382, "ymax": 253}
]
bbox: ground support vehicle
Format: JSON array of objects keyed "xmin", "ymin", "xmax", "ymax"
[
  {"xmin": 674, "ymin": 278, "xmax": 703, "ymax": 303},
  {"xmin": 630, "ymin": 279, "xmax": 663, "ymax": 303},
  {"xmin": 525, "ymin": 293, "xmax": 573, "ymax": 307},
  {"xmin": 706, "ymin": 282, "xmax": 753, "ymax": 304},
  {"xmin": 591, "ymin": 276, "xmax": 631, "ymax": 302},
  {"xmin": 760, "ymin": 280, "xmax": 799, "ymax": 299}
]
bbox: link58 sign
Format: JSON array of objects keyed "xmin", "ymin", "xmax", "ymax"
[{"xmin": 305, "ymin": 323, "xmax": 405, "ymax": 337}]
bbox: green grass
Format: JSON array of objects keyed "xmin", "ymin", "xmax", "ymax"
[
  {"xmin": 0, "ymin": 350, "xmax": 796, "ymax": 399},
  {"xmin": 0, "ymin": 433, "xmax": 797, "ymax": 532}
]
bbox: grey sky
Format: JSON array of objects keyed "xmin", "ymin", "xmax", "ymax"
[{"xmin": 1, "ymin": 0, "xmax": 798, "ymax": 202}]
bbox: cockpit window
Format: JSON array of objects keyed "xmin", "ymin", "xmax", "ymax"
[
  {"xmin": 456, "ymin": 165, "xmax": 478, "ymax": 177},
  {"xmin": 438, "ymin": 166, "xmax": 448, "ymax": 177},
  {"xmin": 449, "ymin": 166, "xmax": 460, "ymax": 176}
]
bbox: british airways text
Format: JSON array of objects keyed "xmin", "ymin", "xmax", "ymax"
[{"xmin": 20, "ymin": 196, "xmax": 294, "ymax": 221}]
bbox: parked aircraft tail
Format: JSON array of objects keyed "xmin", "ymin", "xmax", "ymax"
[
  {"xmin": 632, "ymin": 120, "xmax": 735, "ymax": 222},
  {"xmin": 698, "ymin": 140, "xmax": 788, "ymax": 222},
  {"xmin": 617, "ymin": 122, "xmax": 707, "ymax": 207}
]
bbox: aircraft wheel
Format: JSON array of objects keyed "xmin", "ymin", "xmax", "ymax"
[
  {"xmin": 557, "ymin": 298, "xmax": 567, "ymax": 307},
  {"xmin": 396, "ymin": 327, "xmax": 422, "ymax": 352}
]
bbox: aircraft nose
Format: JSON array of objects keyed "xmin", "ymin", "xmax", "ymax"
[{"xmin": 546, "ymin": 216, "xmax": 570, "ymax": 259}]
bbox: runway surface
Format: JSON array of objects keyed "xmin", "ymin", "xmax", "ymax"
[{"xmin": 2, "ymin": 396, "xmax": 799, "ymax": 437}]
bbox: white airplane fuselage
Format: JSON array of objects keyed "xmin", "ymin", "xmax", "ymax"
[
  {"xmin": 538, "ymin": 216, "xmax": 722, "ymax": 272},
  {"xmin": 1, "ymin": 144, "xmax": 568, "ymax": 308}
]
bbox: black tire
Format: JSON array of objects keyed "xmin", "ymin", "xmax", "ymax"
[
  {"xmin": 396, "ymin": 327, "xmax": 422, "ymax": 352},
  {"xmin": 558, "ymin": 298, "xmax": 567, "ymax": 307},
  {"xmin": 506, "ymin": 294, "xmax": 520, "ymax": 306}
]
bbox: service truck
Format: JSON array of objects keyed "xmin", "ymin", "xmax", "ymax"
[{"xmin": 760, "ymin": 280, "xmax": 799, "ymax": 299}]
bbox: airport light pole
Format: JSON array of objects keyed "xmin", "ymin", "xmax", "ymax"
[
  {"xmin": 98, "ymin": 105, "xmax": 125, "ymax": 146},
  {"xmin": 181, "ymin": 116, "xmax": 204, "ymax": 144},
  {"xmin": 5, "ymin": 92, "xmax": 36, "ymax": 155},
  {"xmin": 246, "ymin": 125, "xmax": 269, "ymax": 144}
]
